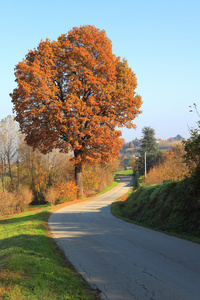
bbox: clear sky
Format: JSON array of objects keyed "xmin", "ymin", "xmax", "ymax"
[{"xmin": 1, "ymin": 0, "xmax": 199, "ymax": 142}]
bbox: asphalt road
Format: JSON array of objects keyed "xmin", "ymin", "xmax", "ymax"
[{"xmin": 48, "ymin": 176, "xmax": 200, "ymax": 300}]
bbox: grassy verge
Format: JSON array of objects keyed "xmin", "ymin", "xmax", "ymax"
[
  {"xmin": 0, "ymin": 206, "xmax": 99, "ymax": 300},
  {"xmin": 111, "ymin": 179, "xmax": 200, "ymax": 243},
  {"xmin": 115, "ymin": 169, "xmax": 133, "ymax": 176},
  {"xmin": 0, "ymin": 178, "xmax": 121, "ymax": 299}
]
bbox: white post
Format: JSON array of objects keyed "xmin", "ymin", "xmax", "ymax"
[{"xmin": 145, "ymin": 151, "xmax": 147, "ymax": 177}]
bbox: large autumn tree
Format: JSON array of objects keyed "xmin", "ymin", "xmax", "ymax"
[{"xmin": 10, "ymin": 25, "xmax": 142, "ymax": 196}]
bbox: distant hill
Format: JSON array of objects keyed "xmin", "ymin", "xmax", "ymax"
[{"xmin": 121, "ymin": 135, "xmax": 186, "ymax": 156}]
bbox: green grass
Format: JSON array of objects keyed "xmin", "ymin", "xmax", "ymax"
[
  {"xmin": 111, "ymin": 179, "xmax": 200, "ymax": 243},
  {"xmin": 115, "ymin": 169, "xmax": 133, "ymax": 176},
  {"xmin": 0, "ymin": 207, "xmax": 99, "ymax": 300}
]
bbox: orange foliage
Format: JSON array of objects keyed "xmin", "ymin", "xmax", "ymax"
[
  {"xmin": 10, "ymin": 25, "xmax": 142, "ymax": 166},
  {"xmin": 121, "ymin": 138, "xmax": 126, "ymax": 146},
  {"xmin": 144, "ymin": 144, "xmax": 189, "ymax": 186},
  {"xmin": 10, "ymin": 25, "xmax": 142, "ymax": 196},
  {"xmin": 54, "ymin": 181, "xmax": 78, "ymax": 202}
]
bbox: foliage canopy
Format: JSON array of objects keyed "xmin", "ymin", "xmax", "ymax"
[{"xmin": 10, "ymin": 25, "xmax": 142, "ymax": 195}]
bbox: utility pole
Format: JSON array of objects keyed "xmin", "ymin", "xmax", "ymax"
[{"xmin": 145, "ymin": 151, "xmax": 147, "ymax": 177}]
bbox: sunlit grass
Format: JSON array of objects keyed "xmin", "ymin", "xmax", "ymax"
[
  {"xmin": 0, "ymin": 207, "xmax": 99, "ymax": 300},
  {"xmin": 0, "ymin": 178, "xmax": 123, "ymax": 299},
  {"xmin": 116, "ymin": 169, "xmax": 133, "ymax": 176}
]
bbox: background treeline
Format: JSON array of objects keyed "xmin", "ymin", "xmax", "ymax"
[
  {"xmin": 0, "ymin": 116, "xmax": 118, "ymax": 216},
  {"xmin": 121, "ymin": 134, "xmax": 185, "ymax": 156}
]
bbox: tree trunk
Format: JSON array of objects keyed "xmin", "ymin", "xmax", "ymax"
[
  {"xmin": 74, "ymin": 150, "xmax": 84, "ymax": 198},
  {"xmin": 75, "ymin": 165, "xmax": 84, "ymax": 198},
  {"xmin": 7, "ymin": 155, "xmax": 13, "ymax": 189},
  {"xmin": 1, "ymin": 155, "xmax": 4, "ymax": 191},
  {"xmin": 75, "ymin": 163, "xmax": 84, "ymax": 198}
]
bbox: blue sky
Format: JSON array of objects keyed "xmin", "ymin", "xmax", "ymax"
[{"xmin": 1, "ymin": 0, "xmax": 200, "ymax": 142}]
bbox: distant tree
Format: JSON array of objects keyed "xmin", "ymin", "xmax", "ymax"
[
  {"xmin": 183, "ymin": 103, "xmax": 200, "ymax": 177},
  {"xmin": 179, "ymin": 102, "xmax": 200, "ymax": 195},
  {"xmin": 175, "ymin": 134, "xmax": 183, "ymax": 141},
  {"xmin": 18, "ymin": 139, "xmax": 73, "ymax": 203},
  {"xmin": 10, "ymin": 25, "xmax": 142, "ymax": 197},
  {"xmin": 133, "ymin": 138, "xmax": 141, "ymax": 147},
  {"xmin": 0, "ymin": 116, "xmax": 20, "ymax": 189},
  {"xmin": 129, "ymin": 155, "xmax": 138, "ymax": 176},
  {"xmin": 183, "ymin": 125, "xmax": 200, "ymax": 175},
  {"xmin": 155, "ymin": 151, "xmax": 165, "ymax": 166},
  {"xmin": 121, "ymin": 138, "xmax": 126, "ymax": 147},
  {"xmin": 138, "ymin": 126, "xmax": 158, "ymax": 174}
]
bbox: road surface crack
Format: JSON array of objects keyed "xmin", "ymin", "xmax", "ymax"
[
  {"xmin": 142, "ymin": 268, "xmax": 161, "ymax": 281},
  {"xmin": 135, "ymin": 280, "xmax": 156, "ymax": 300}
]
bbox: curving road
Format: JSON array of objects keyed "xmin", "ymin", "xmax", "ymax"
[{"xmin": 49, "ymin": 176, "xmax": 200, "ymax": 300}]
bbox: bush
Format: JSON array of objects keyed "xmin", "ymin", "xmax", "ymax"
[
  {"xmin": 84, "ymin": 188, "xmax": 96, "ymax": 198},
  {"xmin": 144, "ymin": 144, "xmax": 189, "ymax": 186},
  {"xmin": 45, "ymin": 187, "xmax": 57, "ymax": 205},
  {"xmin": 83, "ymin": 160, "xmax": 118, "ymax": 194},
  {"xmin": 0, "ymin": 186, "xmax": 33, "ymax": 217},
  {"xmin": 14, "ymin": 185, "xmax": 33, "ymax": 210},
  {"xmin": 0, "ymin": 190, "xmax": 14, "ymax": 216},
  {"xmin": 54, "ymin": 181, "xmax": 78, "ymax": 203}
]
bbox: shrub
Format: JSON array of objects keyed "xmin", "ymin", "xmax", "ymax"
[
  {"xmin": 83, "ymin": 165, "xmax": 101, "ymax": 192},
  {"xmin": 0, "ymin": 190, "xmax": 14, "ymax": 216},
  {"xmin": 45, "ymin": 187, "xmax": 57, "ymax": 205},
  {"xmin": 83, "ymin": 161, "xmax": 118, "ymax": 194},
  {"xmin": 84, "ymin": 188, "xmax": 96, "ymax": 198},
  {"xmin": 0, "ymin": 186, "xmax": 33, "ymax": 217},
  {"xmin": 14, "ymin": 185, "xmax": 33, "ymax": 210},
  {"xmin": 144, "ymin": 144, "xmax": 189, "ymax": 186},
  {"xmin": 54, "ymin": 181, "xmax": 78, "ymax": 203}
]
